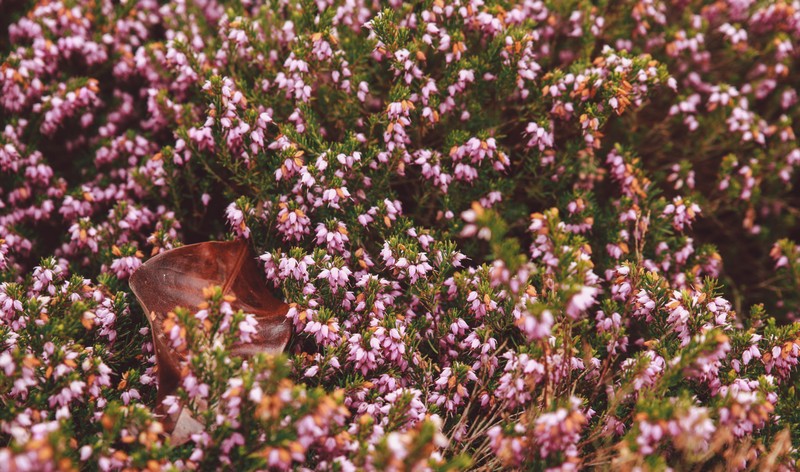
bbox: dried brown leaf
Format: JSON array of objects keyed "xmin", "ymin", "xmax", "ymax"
[{"xmin": 129, "ymin": 240, "xmax": 291, "ymax": 438}]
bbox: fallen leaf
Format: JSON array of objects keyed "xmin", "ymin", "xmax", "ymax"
[
  {"xmin": 170, "ymin": 407, "xmax": 205, "ymax": 445},
  {"xmin": 129, "ymin": 240, "xmax": 291, "ymax": 440}
]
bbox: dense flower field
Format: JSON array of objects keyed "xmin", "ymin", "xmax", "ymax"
[{"xmin": 1, "ymin": 0, "xmax": 800, "ymax": 469}]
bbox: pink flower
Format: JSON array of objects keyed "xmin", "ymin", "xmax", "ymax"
[
  {"xmin": 109, "ymin": 256, "xmax": 141, "ymax": 279},
  {"xmin": 663, "ymin": 197, "xmax": 701, "ymax": 231},
  {"xmin": 565, "ymin": 286, "xmax": 599, "ymax": 319},
  {"xmin": 318, "ymin": 264, "xmax": 352, "ymax": 289},
  {"xmin": 225, "ymin": 201, "xmax": 251, "ymax": 239},
  {"xmin": 276, "ymin": 202, "xmax": 311, "ymax": 241}
]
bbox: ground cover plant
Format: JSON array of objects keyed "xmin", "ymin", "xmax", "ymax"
[{"xmin": 1, "ymin": 0, "xmax": 800, "ymax": 469}]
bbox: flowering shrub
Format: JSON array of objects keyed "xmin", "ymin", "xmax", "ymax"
[{"xmin": 2, "ymin": 0, "xmax": 800, "ymax": 469}]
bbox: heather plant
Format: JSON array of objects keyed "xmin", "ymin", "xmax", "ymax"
[{"xmin": 1, "ymin": 0, "xmax": 800, "ymax": 470}]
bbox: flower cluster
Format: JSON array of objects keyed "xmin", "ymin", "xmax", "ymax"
[{"xmin": 2, "ymin": 0, "xmax": 800, "ymax": 470}]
